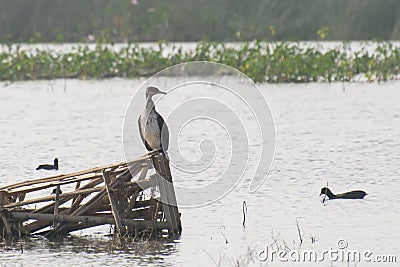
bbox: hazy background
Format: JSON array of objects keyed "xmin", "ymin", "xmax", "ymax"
[{"xmin": 1, "ymin": 0, "xmax": 400, "ymax": 42}]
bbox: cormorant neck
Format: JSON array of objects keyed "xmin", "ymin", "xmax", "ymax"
[{"xmin": 145, "ymin": 96, "xmax": 156, "ymax": 112}]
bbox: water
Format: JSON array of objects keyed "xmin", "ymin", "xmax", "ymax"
[{"xmin": 0, "ymin": 79, "xmax": 399, "ymax": 266}]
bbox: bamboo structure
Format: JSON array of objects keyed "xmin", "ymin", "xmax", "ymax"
[{"xmin": 0, "ymin": 151, "xmax": 181, "ymax": 238}]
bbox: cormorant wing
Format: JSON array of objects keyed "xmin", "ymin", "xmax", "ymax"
[
  {"xmin": 138, "ymin": 114, "xmax": 152, "ymax": 151},
  {"xmin": 157, "ymin": 112, "xmax": 169, "ymax": 152}
]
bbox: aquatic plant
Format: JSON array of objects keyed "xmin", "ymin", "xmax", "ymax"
[{"xmin": 1, "ymin": 40, "xmax": 400, "ymax": 83}]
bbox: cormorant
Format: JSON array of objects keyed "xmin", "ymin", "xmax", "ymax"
[{"xmin": 138, "ymin": 86, "xmax": 169, "ymax": 153}]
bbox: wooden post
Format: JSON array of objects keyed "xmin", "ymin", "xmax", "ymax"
[
  {"xmin": 0, "ymin": 191, "xmax": 5, "ymax": 208},
  {"xmin": 0, "ymin": 214, "xmax": 12, "ymax": 237},
  {"xmin": 53, "ymin": 185, "xmax": 61, "ymax": 228},
  {"xmin": 152, "ymin": 153, "xmax": 181, "ymax": 235},
  {"xmin": 102, "ymin": 170, "xmax": 125, "ymax": 235}
]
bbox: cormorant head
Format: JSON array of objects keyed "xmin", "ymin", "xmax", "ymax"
[{"xmin": 145, "ymin": 86, "xmax": 166, "ymax": 99}]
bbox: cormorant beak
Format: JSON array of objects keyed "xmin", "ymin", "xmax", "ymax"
[{"xmin": 160, "ymin": 91, "xmax": 167, "ymax": 95}]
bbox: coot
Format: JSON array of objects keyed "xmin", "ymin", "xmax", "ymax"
[
  {"xmin": 36, "ymin": 158, "xmax": 59, "ymax": 171},
  {"xmin": 320, "ymin": 187, "xmax": 367, "ymax": 200}
]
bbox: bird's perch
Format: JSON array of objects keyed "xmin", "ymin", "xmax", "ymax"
[{"xmin": 0, "ymin": 151, "xmax": 181, "ymax": 238}]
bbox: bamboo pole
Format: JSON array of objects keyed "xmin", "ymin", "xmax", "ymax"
[
  {"xmin": 1, "ymin": 151, "xmax": 180, "ymax": 238},
  {"xmin": 0, "ymin": 156, "xmax": 149, "ymax": 191},
  {"xmin": 33, "ymin": 177, "xmax": 103, "ymax": 214},
  {"xmin": 5, "ymin": 166, "xmax": 135, "ymax": 196},
  {"xmin": 46, "ymin": 173, "xmax": 123, "ymax": 237},
  {"xmin": 0, "ymin": 191, "xmax": 7, "ymax": 207},
  {"xmin": 19, "ymin": 163, "xmax": 152, "ymax": 236},
  {"xmin": 138, "ymin": 164, "xmax": 149, "ymax": 181},
  {"xmin": 4, "ymin": 179, "xmax": 154, "ymax": 209},
  {"xmin": 1, "ymin": 214, "xmax": 13, "ymax": 236},
  {"xmin": 23, "ymin": 178, "xmax": 104, "ymax": 234},
  {"xmin": 37, "ymin": 205, "xmax": 156, "ymax": 235},
  {"xmin": 9, "ymin": 212, "xmax": 170, "ymax": 230},
  {"xmin": 71, "ymin": 181, "xmax": 81, "ymax": 206},
  {"xmin": 4, "ymin": 187, "xmax": 103, "ymax": 209},
  {"xmin": 103, "ymin": 170, "xmax": 125, "ymax": 235},
  {"xmin": 84, "ymin": 197, "xmax": 158, "ymax": 214},
  {"xmin": 5, "ymin": 172, "xmax": 110, "ymax": 196},
  {"xmin": 125, "ymin": 190, "xmax": 140, "ymax": 216}
]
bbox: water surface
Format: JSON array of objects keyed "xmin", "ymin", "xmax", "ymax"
[{"xmin": 0, "ymin": 79, "xmax": 399, "ymax": 266}]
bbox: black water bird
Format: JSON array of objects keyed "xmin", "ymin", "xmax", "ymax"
[
  {"xmin": 138, "ymin": 86, "xmax": 169, "ymax": 153},
  {"xmin": 36, "ymin": 158, "xmax": 59, "ymax": 171},
  {"xmin": 320, "ymin": 187, "xmax": 367, "ymax": 200}
]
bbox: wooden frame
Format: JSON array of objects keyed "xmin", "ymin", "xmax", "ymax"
[{"xmin": 0, "ymin": 151, "xmax": 181, "ymax": 238}]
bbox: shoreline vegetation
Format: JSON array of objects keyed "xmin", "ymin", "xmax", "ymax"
[
  {"xmin": 1, "ymin": 40, "xmax": 400, "ymax": 83},
  {"xmin": 1, "ymin": 0, "xmax": 400, "ymax": 42}
]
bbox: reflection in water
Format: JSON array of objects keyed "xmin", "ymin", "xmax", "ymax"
[{"xmin": 2, "ymin": 234, "xmax": 179, "ymax": 266}]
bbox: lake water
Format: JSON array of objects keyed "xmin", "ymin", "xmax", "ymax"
[{"xmin": 0, "ymin": 78, "xmax": 399, "ymax": 266}]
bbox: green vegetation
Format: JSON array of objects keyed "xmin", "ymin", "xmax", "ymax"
[
  {"xmin": 2, "ymin": 0, "xmax": 399, "ymax": 83},
  {"xmin": 1, "ymin": 0, "xmax": 400, "ymax": 42},
  {"xmin": 1, "ymin": 41, "xmax": 400, "ymax": 83}
]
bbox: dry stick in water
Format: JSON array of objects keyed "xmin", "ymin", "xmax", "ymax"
[
  {"xmin": 242, "ymin": 201, "xmax": 247, "ymax": 228},
  {"xmin": 203, "ymin": 249, "xmax": 220, "ymax": 267},
  {"xmin": 219, "ymin": 226, "xmax": 229, "ymax": 244},
  {"xmin": 296, "ymin": 218, "xmax": 303, "ymax": 245},
  {"xmin": 322, "ymin": 181, "xmax": 328, "ymax": 204},
  {"xmin": 220, "ymin": 230, "xmax": 229, "ymax": 244}
]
